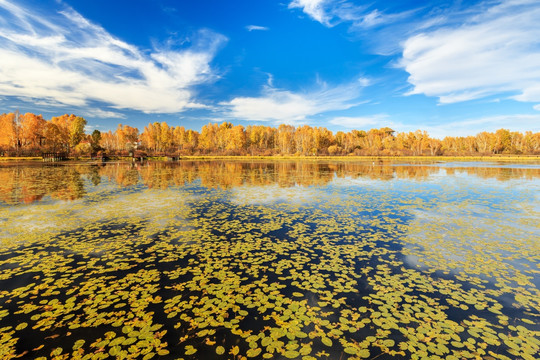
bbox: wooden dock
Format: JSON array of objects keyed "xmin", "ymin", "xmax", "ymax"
[{"xmin": 42, "ymin": 152, "xmax": 68, "ymax": 162}]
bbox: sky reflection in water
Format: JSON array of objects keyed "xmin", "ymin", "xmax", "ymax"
[{"xmin": 0, "ymin": 160, "xmax": 538, "ymax": 360}]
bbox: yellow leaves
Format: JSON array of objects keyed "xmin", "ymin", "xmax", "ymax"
[
  {"xmin": 72, "ymin": 340, "xmax": 85, "ymax": 350},
  {"xmin": 321, "ymin": 337, "xmax": 332, "ymax": 347},
  {"xmin": 50, "ymin": 347, "xmax": 63, "ymax": 356},
  {"xmin": 157, "ymin": 349, "xmax": 170, "ymax": 356},
  {"xmin": 246, "ymin": 348, "xmax": 262, "ymax": 357},
  {"xmin": 230, "ymin": 345, "xmax": 240, "ymax": 356},
  {"xmin": 184, "ymin": 345, "xmax": 197, "ymax": 355},
  {"xmin": 0, "ymin": 160, "xmax": 538, "ymax": 360}
]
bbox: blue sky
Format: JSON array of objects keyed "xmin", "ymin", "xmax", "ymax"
[{"xmin": 0, "ymin": 0, "xmax": 539, "ymax": 138}]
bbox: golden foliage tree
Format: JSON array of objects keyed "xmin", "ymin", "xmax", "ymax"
[{"xmin": 1, "ymin": 111, "xmax": 539, "ymax": 157}]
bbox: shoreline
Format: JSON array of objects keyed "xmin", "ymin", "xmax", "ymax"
[{"xmin": 1, "ymin": 154, "xmax": 539, "ymax": 163}]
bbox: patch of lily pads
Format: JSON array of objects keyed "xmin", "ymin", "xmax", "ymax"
[{"xmin": 0, "ymin": 161, "xmax": 538, "ymax": 360}]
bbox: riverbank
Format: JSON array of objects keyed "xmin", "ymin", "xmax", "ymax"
[
  {"xmin": 2, "ymin": 154, "xmax": 539, "ymax": 163},
  {"xmin": 177, "ymin": 155, "xmax": 540, "ymax": 161}
]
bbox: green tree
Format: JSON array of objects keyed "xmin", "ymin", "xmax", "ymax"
[
  {"xmin": 90, "ymin": 130, "xmax": 102, "ymax": 153},
  {"xmin": 69, "ymin": 116, "xmax": 87, "ymax": 149}
]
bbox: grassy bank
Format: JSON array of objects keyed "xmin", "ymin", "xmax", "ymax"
[
  {"xmin": 1, "ymin": 155, "xmax": 539, "ymax": 163},
  {"xmin": 0, "ymin": 156, "xmax": 42, "ymax": 161},
  {"xmin": 182, "ymin": 154, "xmax": 540, "ymax": 160}
]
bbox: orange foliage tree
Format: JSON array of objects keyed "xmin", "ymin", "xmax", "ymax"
[{"xmin": 1, "ymin": 111, "xmax": 539, "ymax": 157}]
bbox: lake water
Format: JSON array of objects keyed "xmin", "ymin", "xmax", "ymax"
[{"xmin": 0, "ymin": 160, "xmax": 538, "ymax": 360}]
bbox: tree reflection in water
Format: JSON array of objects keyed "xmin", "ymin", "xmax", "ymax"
[{"xmin": 0, "ymin": 160, "xmax": 538, "ymax": 204}]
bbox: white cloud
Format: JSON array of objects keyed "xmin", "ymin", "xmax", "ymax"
[
  {"xmin": 408, "ymin": 114, "xmax": 540, "ymax": 139},
  {"xmin": 533, "ymin": 104, "xmax": 540, "ymax": 111},
  {"xmin": 246, "ymin": 25, "xmax": 269, "ymax": 31},
  {"xmin": 220, "ymin": 78, "xmax": 365, "ymax": 123},
  {"xmin": 231, "ymin": 184, "xmax": 321, "ymax": 205},
  {"xmin": 0, "ymin": 1, "xmax": 227, "ymax": 113},
  {"xmin": 329, "ymin": 112, "xmax": 540, "ymax": 138},
  {"xmin": 359, "ymin": 78, "xmax": 371, "ymax": 87},
  {"xmin": 83, "ymin": 109, "xmax": 127, "ymax": 119},
  {"xmin": 288, "ymin": 0, "xmax": 413, "ymax": 29},
  {"xmin": 2, "ymin": 188, "xmax": 196, "ymax": 239},
  {"xmin": 329, "ymin": 114, "xmax": 387, "ymax": 129},
  {"xmin": 515, "ymin": 84, "xmax": 540, "ymax": 103},
  {"xmin": 289, "ymin": 0, "xmax": 332, "ymax": 26},
  {"xmin": 400, "ymin": 0, "xmax": 540, "ymax": 104}
]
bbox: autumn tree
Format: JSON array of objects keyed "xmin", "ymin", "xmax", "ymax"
[
  {"xmin": 50, "ymin": 114, "xmax": 87, "ymax": 153},
  {"xmin": 69, "ymin": 116, "xmax": 87, "ymax": 149},
  {"xmin": 294, "ymin": 125, "xmax": 316, "ymax": 155},
  {"xmin": 198, "ymin": 123, "xmax": 217, "ymax": 153},
  {"xmin": 493, "ymin": 129, "xmax": 512, "ymax": 154},
  {"xmin": 141, "ymin": 123, "xmax": 161, "ymax": 152},
  {"xmin": 332, "ymin": 131, "xmax": 346, "ymax": 155},
  {"xmin": 159, "ymin": 122, "xmax": 172, "ymax": 151},
  {"xmin": 427, "ymin": 138, "xmax": 442, "ymax": 156},
  {"xmin": 43, "ymin": 122, "xmax": 63, "ymax": 152},
  {"xmin": 99, "ymin": 131, "xmax": 117, "ymax": 152},
  {"xmin": 277, "ymin": 124, "xmax": 295, "ymax": 155},
  {"xmin": 226, "ymin": 125, "xmax": 247, "ymax": 153},
  {"xmin": 475, "ymin": 132, "xmax": 494, "ymax": 154},
  {"xmin": 20, "ymin": 113, "xmax": 46, "ymax": 149},
  {"xmin": 185, "ymin": 129, "xmax": 199, "ymax": 151},
  {"xmin": 116, "ymin": 124, "xmax": 139, "ymax": 151},
  {"xmin": 523, "ymin": 131, "xmax": 540, "ymax": 154},
  {"xmin": 0, "ymin": 113, "xmax": 16, "ymax": 151},
  {"xmin": 1, "ymin": 111, "xmax": 539, "ymax": 157},
  {"xmin": 216, "ymin": 122, "xmax": 233, "ymax": 151},
  {"xmin": 246, "ymin": 125, "xmax": 275, "ymax": 155},
  {"xmin": 173, "ymin": 126, "xmax": 186, "ymax": 151},
  {"xmin": 314, "ymin": 127, "xmax": 333, "ymax": 155}
]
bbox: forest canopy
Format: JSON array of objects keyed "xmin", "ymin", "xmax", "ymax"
[{"xmin": 1, "ymin": 111, "xmax": 539, "ymax": 156}]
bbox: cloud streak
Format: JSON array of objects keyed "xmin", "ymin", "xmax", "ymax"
[
  {"xmin": 83, "ymin": 109, "xmax": 127, "ymax": 119},
  {"xmin": 397, "ymin": 114, "xmax": 540, "ymax": 139},
  {"xmin": 0, "ymin": 0, "xmax": 227, "ymax": 114},
  {"xmin": 329, "ymin": 114, "xmax": 388, "ymax": 129},
  {"xmin": 400, "ymin": 0, "xmax": 540, "ymax": 104},
  {"xmin": 246, "ymin": 25, "xmax": 269, "ymax": 31},
  {"xmin": 220, "ymin": 78, "xmax": 367, "ymax": 124},
  {"xmin": 288, "ymin": 0, "xmax": 413, "ymax": 29},
  {"xmin": 330, "ymin": 112, "xmax": 540, "ymax": 138}
]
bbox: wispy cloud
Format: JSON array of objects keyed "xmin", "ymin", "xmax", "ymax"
[
  {"xmin": 329, "ymin": 114, "xmax": 388, "ymax": 129},
  {"xmin": 400, "ymin": 0, "xmax": 540, "ymax": 105},
  {"xmin": 83, "ymin": 109, "xmax": 127, "ymax": 119},
  {"xmin": 289, "ymin": 0, "xmax": 332, "ymax": 26},
  {"xmin": 220, "ymin": 77, "xmax": 367, "ymax": 124},
  {"xmin": 402, "ymin": 114, "xmax": 540, "ymax": 139},
  {"xmin": 331, "ymin": 112, "xmax": 540, "ymax": 138},
  {"xmin": 0, "ymin": 0, "xmax": 227, "ymax": 114},
  {"xmin": 246, "ymin": 25, "xmax": 269, "ymax": 32},
  {"xmin": 288, "ymin": 0, "xmax": 413, "ymax": 29}
]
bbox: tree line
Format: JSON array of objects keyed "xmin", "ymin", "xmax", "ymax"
[
  {"xmin": 1, "ymin": 111, "xmax": 539, "ymax": 156},
  {"xmin": 0, "ymin": 111, "xmax": 87, "ymax": 156}
]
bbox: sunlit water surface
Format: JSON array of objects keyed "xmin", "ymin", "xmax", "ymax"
[{"xmin": 0, "ymin": 160, "xmax": 538, "ymax": 360}]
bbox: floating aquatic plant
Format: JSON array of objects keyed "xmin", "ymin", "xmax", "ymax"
[{"xmin": 0, "ymin": 161, "xmax": 538, "ymax": 359}]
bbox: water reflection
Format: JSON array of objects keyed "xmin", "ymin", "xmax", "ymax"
[
  {"xmin": 0, "ymin": 160, "xmax": 538, "ymax": 360},
  {"xmin": 0, "ymin": 160, "xmax": 539, "ymax": 204},
  {"xmin": 0, "ymin": 165, "xmax": 86, "ymax": 204}
]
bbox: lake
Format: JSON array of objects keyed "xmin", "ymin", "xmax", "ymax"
[{"xmin": 0, "ymin": 160, "xmax": 538, "ymax": 360}]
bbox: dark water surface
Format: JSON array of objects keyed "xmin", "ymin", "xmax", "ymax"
[{"xmin": 0, "ymin": 160, "xmax": 538, "ymax": 360}]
